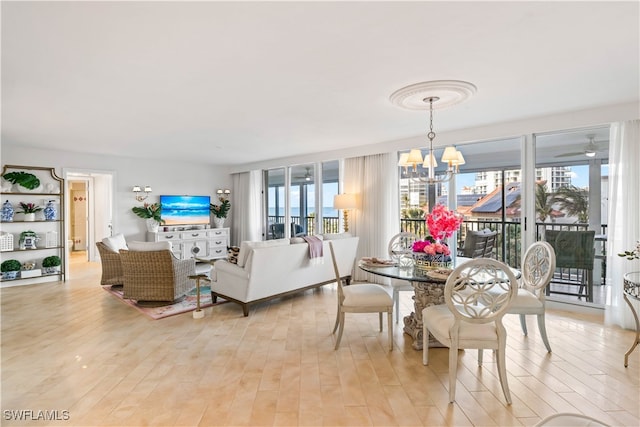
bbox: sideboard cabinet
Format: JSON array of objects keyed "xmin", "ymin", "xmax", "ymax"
[
  {"xmin": 147, "ymin": 227, "xmax": 229, "ymax": 261},
  {"xmin": 0, "ymin": 165, "xmax": 65, "ymax": 286}
]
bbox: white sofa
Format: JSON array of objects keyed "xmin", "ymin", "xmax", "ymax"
[{"xmin": 211, "ymin": 234, "xmax": 359, "ymax": 316}]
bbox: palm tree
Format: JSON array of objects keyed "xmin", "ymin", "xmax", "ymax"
[
  {"xmin": 554, "ymin": 185, "xmax": 589, "ymax": 223},
  {"xmin": 535, "ymin": 182, "xmax": 555, "ymax": 222}
]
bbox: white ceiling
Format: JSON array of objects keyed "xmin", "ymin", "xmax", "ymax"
[{"xmin": 2, "ymin": 1, "xmax": 638, "ymax": 166}]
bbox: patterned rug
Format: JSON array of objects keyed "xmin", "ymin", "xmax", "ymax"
[{"xmin": 103, "ymin": 285, "xmax": 226, "ymax": 320}]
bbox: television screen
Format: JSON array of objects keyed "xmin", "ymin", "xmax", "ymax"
[{"xmin": 160, "ymin": 195, "xmax": 210, "ymax": 226}]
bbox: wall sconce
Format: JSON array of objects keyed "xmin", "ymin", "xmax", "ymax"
[
  {"xmin": 216, "ymin": 189, "xmax": 231, "ymax": 199},
  {"xmin": 133, "ymin": 185, "xmax": 152, "ymax": 201},
  {"xmin": 333, "ymin": 193, "xmax": 358, "ymax": 232}
]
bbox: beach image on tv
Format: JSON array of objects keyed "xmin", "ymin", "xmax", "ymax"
[{"xmin": 160, "ymin": 195, "xmax": 210, "ymax": 225}]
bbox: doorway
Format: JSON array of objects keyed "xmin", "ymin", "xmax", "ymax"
[{"xmin": 63, "ymin": 169, "xmax": 115, "ymax": 278}]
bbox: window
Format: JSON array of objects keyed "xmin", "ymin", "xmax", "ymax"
[{"xmin": 264, "ymin": 160, "xmax": 340, "ymax": 239}]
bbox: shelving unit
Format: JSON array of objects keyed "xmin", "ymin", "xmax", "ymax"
[{"xmin": 1, "ymin": 165, "xmax": 65, "ymax": 286}]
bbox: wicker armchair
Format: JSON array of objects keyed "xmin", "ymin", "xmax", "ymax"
[
  {"xmin": 96, "ymin": 241, "xmax": 124, "ymax": 286},
  {"xmin": 120, "ymin": 248, "xmax": 196, "ymax": 303}
]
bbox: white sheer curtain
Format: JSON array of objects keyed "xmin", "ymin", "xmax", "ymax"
[
  {"xmin": 231, "ymin": 170, "xmax": 262, "ymax": 246},
  {"xmin": 344, "ymin": 152, "xmax": 400, "ymax": 283},
  {"xmin": 605, "ymin": 120, "xmax": 640, "ymax": 329}
]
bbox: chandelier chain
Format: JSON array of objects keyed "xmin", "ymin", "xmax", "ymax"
[{"xmin": 428, "ymin": 97, "xmax": 436, "ymax": 142}]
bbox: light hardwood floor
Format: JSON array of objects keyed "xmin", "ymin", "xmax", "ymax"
[{"xmin": 1, "ymin": 256, "xmax": 639, "ymax": 427}]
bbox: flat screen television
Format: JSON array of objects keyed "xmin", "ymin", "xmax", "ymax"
[{"xmin": 160, "ymin": 195, "xmax": 210, "ymax": 226}]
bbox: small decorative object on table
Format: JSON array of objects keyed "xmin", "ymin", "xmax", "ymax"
[{"xmin": 412, "ymin": 204, "xmax": 463, "ymax": 274}]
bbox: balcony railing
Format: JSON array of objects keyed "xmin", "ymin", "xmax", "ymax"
[
  {"xmin": 268, "ymin": 215, "xmax": 340, "ymax": 238},
  {"xmin": 400, "ymin": 218, "xmax": 606, "ymax": 263},
  {"xmin": 400, "ymin": 218, "xmax": 607, "ymax": 304}
]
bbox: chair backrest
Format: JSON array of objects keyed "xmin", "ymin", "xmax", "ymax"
[
  {"xmin": 462, "ymin": 229, "xmax": 498, "ymax": 258},
  {"xmin": 270, "ymin": 223, "xmax": 285, "ymax": 239},
  {"xmin": 445, "ymin": 258, "xmax": 518, "ymax": 325},
  {"xmin": 270, "ymin": 223, "xmax": 305, "ymax": 238},
  {"xmin": 328, "ymin": 241, "xmax": 345, "ymax": 303},
  {"xmin": 544, "ymin": 230, "xmax": 595, "ymax": 270},
  {"xmin": 521, "ymin": 241, "xmax": 556, "ymax": 296},
  {"xmin": 388, "ymin": 232, "xmax": 419, "ymax": 265},
  {"xmin": 291, "ymin": 223, "xmax": 305, "ymax": 237}
]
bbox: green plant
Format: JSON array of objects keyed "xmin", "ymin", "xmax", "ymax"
[
  {"xmin": 18, "ymin": 202, "xmax": 42, "ymax": 214},
  {"xmin": 618, "ymin": 241, "xmax": 640, "ymax": 260},
  {"xmin": 210, "ymin": 197, "xmax": 231, "ymax": 219},
  {"xmin": 1, "ymin": 172, "xmax": 40, "ymax": 190},
  {"xmin": 1, "ymin": 259, "xmax": 21, "ymax": 272},
  {"xmin": 42, "ymin": 255, "xmax": 61, "ymax": 268},
  {"xmin": 131, "ymin": 202, "xmax": 164, "ymax": 223}
]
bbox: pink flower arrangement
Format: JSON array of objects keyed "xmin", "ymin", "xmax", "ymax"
[
  {"xmin": 412, "ymin": 239, "xmax": 451, "ymax": 256},
  {"xmin": 426, "ymin": 204, "xmax": 464, "ymax": 240},
  {"xmin": 412, "ymin": 204, "xmax": 463, "ymax": 256}
]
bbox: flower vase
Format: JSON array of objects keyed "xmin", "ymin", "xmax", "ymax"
[
  {"xmin": 44, "ymin": 200, "xmax": 57, "ymax": 221},
  {"xmin": 1, "ymin": 200, "xmax": 14, "ymax": 222},
  {"xmin": 213, "ymin": 217, "xmax": 225, "ymax": 228},
  {"xmin": 24, "ymin": 213, "xmax": 35, "ymax": 222},
  {"xmin": 146, "ymin": 219, "xmax": 159, "ymax": 232},
  {"xmin": 412, "ymin": 252, "xmax": 452, "ymax": 275}
]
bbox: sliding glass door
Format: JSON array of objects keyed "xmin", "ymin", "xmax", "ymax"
[{"xmin": 264, "ymin": 160, "xmax": 340, "ymax": 239}]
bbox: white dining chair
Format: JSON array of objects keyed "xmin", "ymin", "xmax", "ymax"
[
  {"xmin": 329, "ymin": 241, "xmax": 394, "ymax": 351},
  {"xmin": 509, "ymin": 241, "xmax": 556, "ymax": 352},
  {"xmin": 387, "ymin": 232, "xmax": 419, "ymax": 322},
  {"xmin": 422, "ymin": 258, "xmax": 518, "ymax": 404}
]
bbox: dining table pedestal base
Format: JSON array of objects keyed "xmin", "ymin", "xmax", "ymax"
[{"xmin": 403, "ymin": 279, "xmax": 447, "ymax": 350}]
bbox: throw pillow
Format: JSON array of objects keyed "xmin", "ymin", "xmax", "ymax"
[
  {"xmin": 227, "ymin": 246, "xmax": 240, "ymax": 264},
  {"xmin": 102, "ymin": 233, "xmax": 127, "ymax": 252}
]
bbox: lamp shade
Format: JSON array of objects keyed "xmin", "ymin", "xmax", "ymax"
[
  {"xmin": 441, "ymin": 146, "xmax": 459, "ymax": 162},
  {"xmin": 406, "ymin": 149, "xmax": 424, "ymax": 165},
  {"xmin": 397, "ymin": 152, "xmax": 410, "ymax": 167},
  {"xmin": 422, "ymin": 153, "xmax": 438, "ymax": 168},
  {"xmin": 453, "ymin": 151, "xmax": 466, "ymax": 166},
  {"xmin": 333, "ymin": 193, "xmax": 358, "ymax": 210}
]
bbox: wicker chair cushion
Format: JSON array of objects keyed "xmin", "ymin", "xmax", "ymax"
[
  {"xmin": 128, "ymin": 241, "xmax": 172, "ymax": 252},
  {"xmin": 102, "ymin": 234, "xmax": 127, "ymax": 252}
]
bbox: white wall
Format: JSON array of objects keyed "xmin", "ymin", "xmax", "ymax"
[{"xmin": 1, "ymin": 144, "xmax": 232, "ymax": 243}]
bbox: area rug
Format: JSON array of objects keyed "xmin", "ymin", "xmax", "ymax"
[{"xmin": 104, "ymin": 285, "xmax": 227, "ymax": 320}]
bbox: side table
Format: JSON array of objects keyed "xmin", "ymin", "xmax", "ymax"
[{"xmin": 623, "ymin": 271, "xmax": 640, "ymax": 367}]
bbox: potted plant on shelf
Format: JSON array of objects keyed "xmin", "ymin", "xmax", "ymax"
[
  {"xmin": 42, "ymin": 255, "xmax": 61, "ymax": 274},
  {"xmin": 210, "ymin": 196, "xmax": 231, "ymax": 228},
  {"xmin": 1, "ymin": 259, "xmax": 22, "ymax": 280},
  {"xmin": 1, "ymin": 171, "xmax": 41, "ymax": 192},
  {"xmin": 131, "ymin": 202, "xmax": 164, "ymax": 232},
  {"xmin": 18, "ymin": 202, "xmax": 42, "ymax": 221}
]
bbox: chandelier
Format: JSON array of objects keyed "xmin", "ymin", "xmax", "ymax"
[{"xmin": 390, "ymin": 80, "xmax": 476, "ymax": 184}]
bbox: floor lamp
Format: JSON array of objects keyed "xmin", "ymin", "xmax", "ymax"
[{"xmin": 333, "ymin": 194, "xmax": 357, "ymax": 232}]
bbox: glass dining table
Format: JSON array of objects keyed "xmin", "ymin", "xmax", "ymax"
[{"xmin": 359, "ymin": 257, "xmax": 521, "ymax": 350}]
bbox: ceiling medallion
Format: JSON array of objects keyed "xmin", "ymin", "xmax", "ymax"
[
  {"xmin": 389, "ymin": 80, "xmax": 477, "ymax": 111},
  {"xmin": 390, "ymin": 80, "xmax": 477, "ymax": 185}
]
